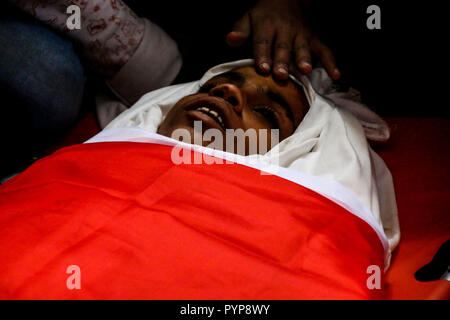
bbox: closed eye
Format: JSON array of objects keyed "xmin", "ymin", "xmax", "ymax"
[{"xmin": 253, "ymin": 105, "xmax": 279, "ymax": 129}]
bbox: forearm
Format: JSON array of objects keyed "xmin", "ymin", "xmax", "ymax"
[
  {"xmin": 9, "ymin": 0, "xmax": 182, "ymax": 105},
  {"xmin": 8, "ymin": 0, "xmax": 144, "ymax": 76}
]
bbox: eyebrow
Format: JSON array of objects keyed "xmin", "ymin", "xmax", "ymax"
[{"xmin": 214, "ymin": 71, "xmax": 246, "ymax": 86}]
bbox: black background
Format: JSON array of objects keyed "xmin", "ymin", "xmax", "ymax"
[
  {"xmin": 125, "ymin": 0, "xmax": 448, "ymax": 117},
  {"xmin": 0, "ymin": 300, "xmax": 446, "ymax": 318}
]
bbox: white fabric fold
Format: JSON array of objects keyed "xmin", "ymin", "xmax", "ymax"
[{"xmin": 306, "ymin": 68, "xmax": 391, "ymax": 142}]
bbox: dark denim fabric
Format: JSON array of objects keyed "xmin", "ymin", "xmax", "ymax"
[
  {"xmin": 0, "ymin": 4, "xmax": 85, "ymax": 176},
  {"xmin": 0, "ymin": 4, "xmax": 85, "ymax": 130}
]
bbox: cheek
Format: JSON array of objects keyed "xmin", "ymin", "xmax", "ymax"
[
  {"xmin": 157, "ymin": 105, "xmax": 188, "ymax": 135},
  {"xmin": 240, "ymin": 112, "xmax": 277, "ymax": 153},
  {"xmin": 242, "ymin": 111, "xmax": 272, "ymax": 131},
  {"xmin": 279, "ymin": 118, "xmax": 295, "ymax": 138}
]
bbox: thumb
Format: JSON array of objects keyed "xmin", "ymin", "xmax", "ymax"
[{"xmin": 226, "ymin": 13, "xmax": 251, "ymax": 47}]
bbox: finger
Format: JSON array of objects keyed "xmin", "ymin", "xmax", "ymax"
[
  {"xmin": 252, "ymin": 21, "xmax": 275, "ymax": 74},
  {"xmin": 311, "ymin": 38, "xmax": 340, "ymax": 80},
  {"xmin": 294, "ymin": 34, "xmax": 312, "ymax": 75},
  {"xmin": 226, "ymin": 13, "xmax": 251, "ymax": 47},
  {"xmin": 272, "ymin": 28, "xmax": 295, "ymax": 80}
]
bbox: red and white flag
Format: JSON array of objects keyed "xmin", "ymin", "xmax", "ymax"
[{"xmin": 0, "ymin": 139, "xmax": 386, "ymax": 299}]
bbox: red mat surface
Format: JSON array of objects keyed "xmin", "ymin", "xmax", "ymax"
[{"xmin": 375, "ymin": 118, "xmax": 450, "ymax": 299}]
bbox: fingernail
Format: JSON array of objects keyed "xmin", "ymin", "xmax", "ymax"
[
  {"xmin": 333, "ymin": 68, "xmax": 341, "ymax": 79},
  {"xmin": 301, "ymin": 62, "xmax": 312, "ymax": 73},
  {"xmin": 277, "ymin": 67, "xmax": 288, "ymax": 75},
  {"xmin": 260, "ymin": 62, "xmax": 270, "ymax": 72}
]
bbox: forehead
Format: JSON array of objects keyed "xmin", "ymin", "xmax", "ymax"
[
  {"xmin": 210, "ymin": 66, "xmax": 305, "ymax": 103},
  {"xmin": 230, "ymin": 66, "xmax": 297, "ymax": 90}
]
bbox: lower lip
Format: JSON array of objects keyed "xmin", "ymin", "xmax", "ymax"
[{"xmin": 186, "ymin": 110, "xmax": 225, "ymax": 131}]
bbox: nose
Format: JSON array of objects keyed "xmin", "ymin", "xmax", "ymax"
[{"xmin": 209, "ymin": 83, "xmax": 245, "ymax": 114}]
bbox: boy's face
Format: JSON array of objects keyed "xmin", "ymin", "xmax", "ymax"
[{"xmin": 157, "ymin": 66, "xmax": 309, "ymax": 154}]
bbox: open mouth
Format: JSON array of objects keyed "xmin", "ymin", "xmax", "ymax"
[
  {"xmin": 191, "ymin": 105, "xmax": 225, "ymax": 129},
  {"xmin": 187, "ymin": 103, "xmax": 227, "ymax": 130}
]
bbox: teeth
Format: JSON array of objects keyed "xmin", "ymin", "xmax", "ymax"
[
  {"xmin": 195, "ymin": 105, "xmax": 224, "ymax": 128},
  {"xmin": 217, "ymin": 115, "xmax": 224, "ymax": 126},
  {"xmin": 196, "ymin": 106, "xmax": 210, "ymax": 112}
]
